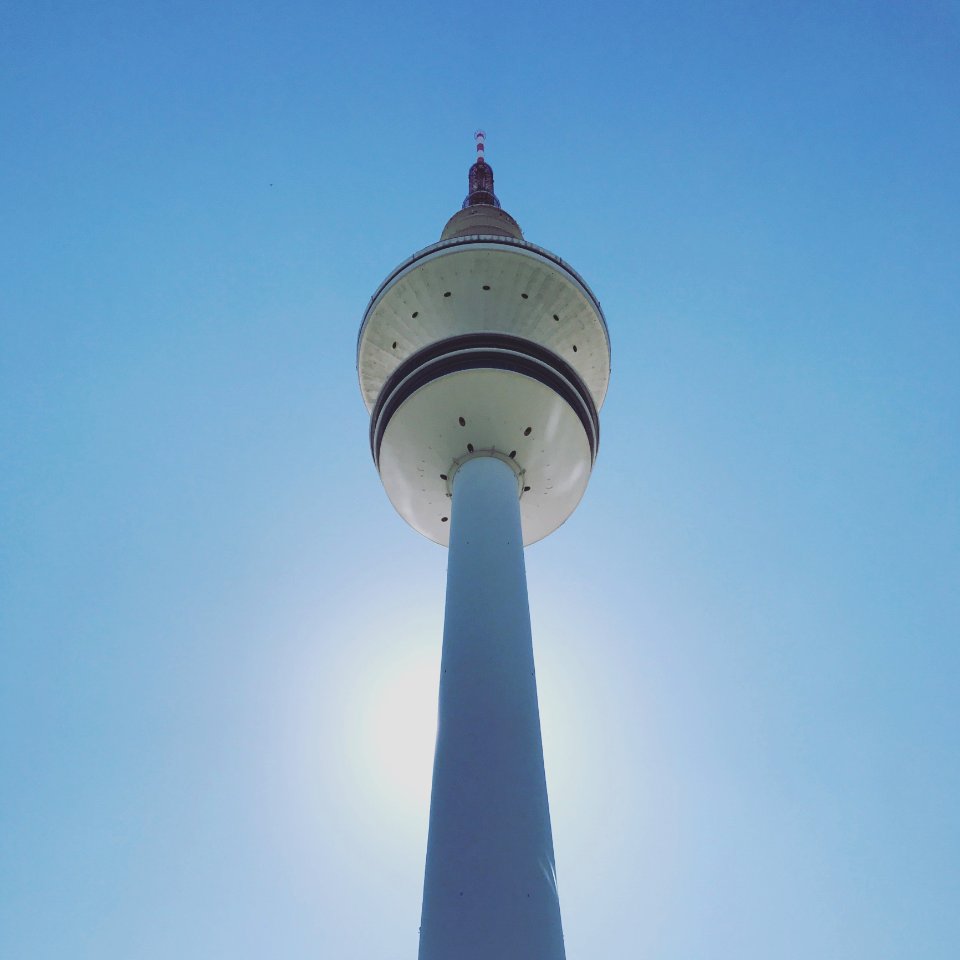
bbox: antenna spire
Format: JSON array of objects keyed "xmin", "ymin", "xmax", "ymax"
[{"xmin": 463, "ymin": 129, "xmax": 500, "ymax": 209}]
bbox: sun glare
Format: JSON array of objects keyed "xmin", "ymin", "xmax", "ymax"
[{"xmin": 357, "ymin": 644, "xmax": 441, "ymax": 818}]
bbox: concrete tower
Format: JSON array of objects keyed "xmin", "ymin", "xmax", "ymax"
[{"xmin": 357, "ymin": 133, "xmax": 610, "ymax": 960}]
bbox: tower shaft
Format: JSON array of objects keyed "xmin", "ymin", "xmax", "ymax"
[{"xmin": 419, "ymin": 455, "xmax": 565, "ymax": 960}]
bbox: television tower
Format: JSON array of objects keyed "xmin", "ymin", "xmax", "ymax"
[{"xmin": 357, "ymin": 132, "xmax": 610, "ymax": 960}]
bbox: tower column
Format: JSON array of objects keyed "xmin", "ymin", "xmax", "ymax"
[{"xmin": 419, "ymin": 454, "xmax": 565, "ymax": 960}]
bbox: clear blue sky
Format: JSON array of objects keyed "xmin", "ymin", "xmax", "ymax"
[{"xmin": 2, "ymin": 2, "xmax": 958, "ymax": 957}]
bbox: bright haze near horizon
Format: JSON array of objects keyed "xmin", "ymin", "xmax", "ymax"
[{"xmin": 1, "ymin": 2, "xmax": 957, "ymax": 958}]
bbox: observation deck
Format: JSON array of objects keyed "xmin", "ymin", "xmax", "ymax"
[{"xmin": 357, "ymin": 152, "xmax": 610, "ymax": 547}]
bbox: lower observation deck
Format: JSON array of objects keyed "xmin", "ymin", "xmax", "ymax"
[{"xmin": 374, "ymin": 334, "xmax": 598, "ymax": 547}]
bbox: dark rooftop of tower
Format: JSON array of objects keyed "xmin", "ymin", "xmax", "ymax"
[{"xmin": 462, "ymin": 130, "xmax": 501, "ymax": 209}]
